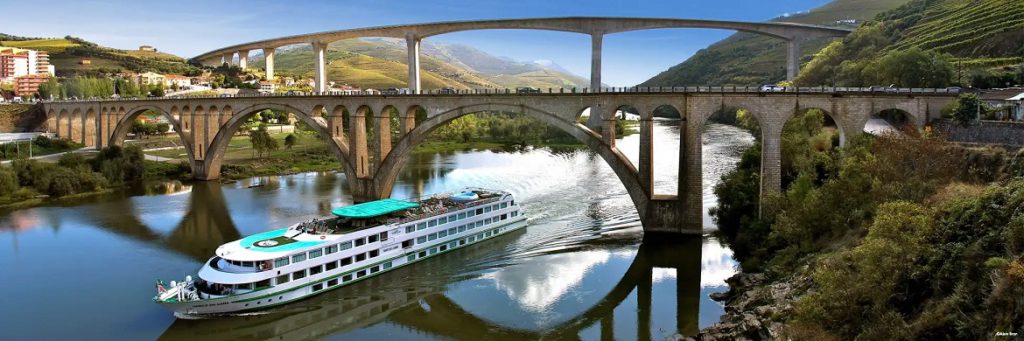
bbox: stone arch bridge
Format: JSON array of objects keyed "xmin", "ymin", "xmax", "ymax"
[{"xmin": 42, "ymin": 90, "xmax": 956, "ymax": 234}]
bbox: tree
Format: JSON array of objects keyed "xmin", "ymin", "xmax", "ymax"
[
  {"xmin": 249, "ymin": 126, "xmax": 277, "ymax": 159},
  {"xmin": 952, "ymin": 93, "xmax": 983, "ymax": 126},
  {"xmin": 155, "ymin": 123, "xmax": 170, "ymax": 134},
  {"xmin": 284, "ymin": 134, "xmax": 297, "ymax": 149}
]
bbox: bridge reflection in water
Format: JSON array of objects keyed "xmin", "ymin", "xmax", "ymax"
[{"xmin": 106, "ymin": 182, "xmax": 709, "ymax": 340}]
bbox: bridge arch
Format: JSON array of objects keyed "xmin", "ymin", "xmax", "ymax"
[
  {"xmin": 374, "ymin": 102, "xmax": 648, "ymax": 220},
  {"xmin": 201, "ymin": 102, "xmax": 353, "ymax": 180},
  {"xmin": 109, "ymin": 104, "xmax": 195, "ymax": 162}
]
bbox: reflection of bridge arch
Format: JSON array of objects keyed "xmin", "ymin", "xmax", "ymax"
[
  {"xmin": 88, "ymin": 182, "xmax": 240, "ymax": 261},
  {"xmin": 389, "ymin": 237, "xmax": 703, "ymax": 339}
]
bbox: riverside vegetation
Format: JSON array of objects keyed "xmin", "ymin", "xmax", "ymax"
[
  {"xmin": 0, "ymin": 144, "xmax": 191, "ymax": 207},
  {"xmin": 705, "ymin": 96, "xmax": 1024, "ymax": 339}
]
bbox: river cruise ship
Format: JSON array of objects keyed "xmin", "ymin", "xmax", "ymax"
[{"xmin": 154, "ymin": 188, "xmax": 527, "ymax": 317}]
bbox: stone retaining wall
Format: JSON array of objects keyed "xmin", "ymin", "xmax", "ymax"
[{"xmin": 932, "ymin": 119, "xmax": 1024, "ymax": 147}]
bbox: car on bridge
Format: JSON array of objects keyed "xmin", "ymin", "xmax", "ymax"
[
  {"xmin": 516, "ymin": 87, "xmax": 541, "ymax": 94},
  {"xmin": 759, "ymin": 84, "xmax": 785, "ymax": 92},
  {"xmin": 438, "ymin": 87, "xmax": 457, "ymax": 94}
]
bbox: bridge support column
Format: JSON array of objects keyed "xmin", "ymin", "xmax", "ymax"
[
  {"xmin": 760, "ymin": 125, "xmax": 782, "ymax": 216},
  {"xmin": 263, "ymin": 48, "xmax": 276, "ymax": 80},
  {"xmin": 602, "ymin": 114, "xmax": 616, "ymax": 146},
  {"xmin": 786, "ymin": 39, "xmax": 801, "ymax": 81},
  {"xmin": 406, "ymin": 35, "xmax": 421, "ymax": 93},
  {"xmin": 351, "ymin": 110, "xmax": 370, "ymax": 178},
  {"xmin": 373, "ymin": 111, "xmax": 392, "ymax": 174},
  {"xmin": 590, "ymin": 33, "xmax": 602, "ymax": 92},
  {"xmin": 313, "ymin": 42, "xmax": 327, "ymax": 93},
  {"xmin": 220, "ymin": 53, "xmax": 228, "ymax": 65},
  {"xmin": 237, "ymin": 50, "xmax": 248, "ymax": 70},
  {"xmin": 638, "ymin": 117, "xmax": 654, "ymax": 195}
]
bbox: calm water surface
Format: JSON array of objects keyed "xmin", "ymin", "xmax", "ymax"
[{"xmin": 0, "ymin": 120, "xmax": 754, "ymax": 340}]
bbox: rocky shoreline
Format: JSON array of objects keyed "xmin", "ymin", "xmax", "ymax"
[{"xmin": 687, "ymin": 270, "xmax": 813, "ymax": 341}]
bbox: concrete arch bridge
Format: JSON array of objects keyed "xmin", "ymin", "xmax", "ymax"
[{"xmin": 42, "ymin": 90, "xmax": 956, "ymax": 234}]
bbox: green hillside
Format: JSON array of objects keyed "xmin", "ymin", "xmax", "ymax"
[
  {"xmin": 640, "ymin": 0, "xmax": 912, "ymax": 86},
  {"xmin": 795, "ymin": 0, "xmax": 1024, "ymax": 86},
  {"xmin": 251, "ymin": 38, "xmax": 589, "ymax": 90},
  {"xmin": 0, "ymin": 35, "xmax": 198, "ymax": 76}
]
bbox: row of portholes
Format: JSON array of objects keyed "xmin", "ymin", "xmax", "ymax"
[{"xmin": 245, "ymin": 295, "xmax": 285, "ymax": 308}]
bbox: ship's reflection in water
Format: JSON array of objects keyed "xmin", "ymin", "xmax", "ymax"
[{"xmin": 0, "ymin": 119, "xmax": 748, "ymax": 340}]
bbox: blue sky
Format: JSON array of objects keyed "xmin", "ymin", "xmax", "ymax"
[{"xmin": 5, "ymin": 0, "xmax": 831, "ymax": 85}]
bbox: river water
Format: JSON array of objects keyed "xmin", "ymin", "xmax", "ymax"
[{"xmin": 0, "ymin": 120, "xmax": 754, "ymax": 340}]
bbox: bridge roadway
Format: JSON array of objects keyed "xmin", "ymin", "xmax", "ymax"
[
  {"xmin": 42, "ymin": 88, "xmax": 957, "ymax": 234},
  {"xmin": 190, "ymin": 16, "xmax": 852, "ymax": 90}
]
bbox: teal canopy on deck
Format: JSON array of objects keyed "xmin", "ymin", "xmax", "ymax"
[{"xmin": 331, "ymin": 199, "xmax": 420, "ymax": 218}]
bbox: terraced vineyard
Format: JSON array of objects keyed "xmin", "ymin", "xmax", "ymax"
[{"xmin": 881, "ymin": 0, "xmax": 1024, "ymax": 66}]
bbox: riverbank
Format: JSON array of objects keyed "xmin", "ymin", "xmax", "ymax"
[{"xmin": 701, "ymin": 108, "xmax": 1024, "ymax": 339}]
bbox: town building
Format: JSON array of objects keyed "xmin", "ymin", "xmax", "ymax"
[
  {"xmin": 0, "ymin": 47, "xmax": 52, "ymax": 81},
  {"xmin": 164, "ymin": 74, "xmax": 192, "ymax": 88},
  {"xmin": 258, "ymin": 81, "xmax": 277, "ymax": 94},
  {"xmin": 139, "ymin": 45, "xmax": 157, "ymax": 52},
  {"xmin": 979, "ymin": 88, "xmax": 1024, "ymax": 121},
  {"xmin": 137, "ymin": 72, "xmax": 166, "ymax": 86},
  {"xmin": 14, "ymin": 74, "xmax": 50, "ymax": 97}
]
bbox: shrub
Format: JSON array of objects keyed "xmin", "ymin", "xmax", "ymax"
[{"xmin": 0, "ymin": 166, "xmax": 18, "ymax": 197}]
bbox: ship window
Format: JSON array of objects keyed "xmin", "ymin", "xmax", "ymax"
[
  {"xmin": 428, "ymin": 233, "xmax": 437, "ymax": 241},
  {"xmin": 405, "ymin": 226, "xmax": 415, "ymax": 233},
  {"xmin": 439, "ymin": 245, "xmax": 447, "ymax": 252},
  {"xmin": 293, "ymin": 270, "xmax": 307, "ymax": 280},
  {"xmin": 485, "ymin": 218, "xmax": 492, "ymax": 224},
  {"xmin": 459, "ymin": 239, "xmax": 466, "ymax": 246},
  {"xmin": 511, "ymin": 200, "xmax": 514, "ymax": 206},
  {"xmin": 417, "ymin": 236, "xmax": 427, "ymax": 244},
  {"xmin": 383, "ymin": 261, "xmax": 392, "ymax": 269},
  {"xmin": 355, "ymin": 238, "xmax": 366, "ymax": 247},
  {"xmin": 368, "ymin": 234, "xmax": 378, "ymax": 243},
  {"xmin": 418, "ymin": 251, "xmax": 427, "ymax": 258},
  {"xmin": 274, "ymin": 257, "xmax": 290, "ymax": 267},
  {"xmin": 370, "ymin": 266, "xmax": 380, "ymax": 274},
  {"xmin": 501, "ymin": 214, "xmax": 507, "ymax": 220},
  {"xmin": 339, "ymin": 241, "xmax": 353, "ymax": 250},
  {"xmin": 355, "ymin": 253, "xmax": 366, "ymax": 262},
  {"xmin": 417, "ymin": 222, "xmax": 426, "ymax": 230},
  {"xmin": 369, "ymin": 250, "xmax": 379, "ymax": 258},
  {"xmin": 357, "ymin": 270, "xmax": 367, "ymax": 277},
  {"xmin": 448, "ymin": 228, "xmax": 456, "ymax": 235},
  {"xmin": 341, "ymin": 257, "xmax": 352, "ymax": 266},
  {"xmin": 328, "ymin": 279, "xmax": 338, "ymax": 287},
  {"xmin": 429, "ymin": 248, "xmax": 437, "ymax": 255},
  {"xmin": 484, "ymin": 207, "xmax": 491, "ymax": 213},
  {"xmin": 428, "ymin": 220, "xmax": 437, "ymax": 227},
  {"xmin": 237, "ymin": 282, "xmax": 253, "ymax": 290},
  {"xmin": 255, "ymin": 279, "xmax": 271, "ymax": 290},
  {"xmin": 276, "ymin": 274, "xmax": 290, "ymax": 285},
  {"xmin": 501, "ymin": 202, "xmax": 508, "ymax": 209},
  {"xmin": 439, "ymin": 216, "xmax": 447, "ymax": 224},
  {"xmin": 402, "ymin": 239, "xmax": 414, "ymax": 248},
  {"xmin": 310, "ymin": 265, "xmax": 323, "ymax": 275},
  {"xmin": 326, "ymin": 261, "xmax": 338, "ymax": 271},
  {"xmin": 407, "ymin": 254, "xmax": 416, "ymax": 262},
  {"xmin": 309, "ymin": 249, "xmax": 323, "ymax": 259},
  {"xmin": 343, "ymin": 274, "xmax": 353, "ymax": 282},
  {"xmin": 326, "ymin": 245, "xmax": 338, "ymax": 254},
  {"xmin": 469, "ymin": 236, "xmax": 475, "ymax": 242},
  {"xmin": 458, "ymin": 226, "xmax": 466, "ymax": 233},
  {"xmin": 292, "ymin": 254, "xmax": 306, "ymax": 263},
  {"xmin": 493, "ymin": 204, "xmax": 499, "ymax": 210},
  {"xmin": 458, "ymin": 213, "xmax": 466, "ymax": 220},
  {"xmin": 468, "ymin": 210, "xmax": 475, "ymax": 217},
  {"xmin": 439, "ymin": 230, "xmax": 447, "ymax": 238},
  {"xmin": 476, "ymin": 208, "xmax": 483, "ymax": 215},
  {"xmin": 512, "ymin": 211, "xmax": 518, "ymax": 217},
  {"xmin": 450, "ymin": 241, "xmax": 457, "ymax": 248},
  {"xmin": 313, "ymin": 283, "xmax": 323, "ymax": 292},
  {"xmin": 475, "ymin": 221, "xmax": 483, "ymax": 228},
  {"xmin": 242, "ymin": 261, "xmax": 253, "ymax": 268}
]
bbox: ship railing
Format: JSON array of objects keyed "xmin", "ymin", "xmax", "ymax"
[{"xmin": 388, "ymin": 196, "xmax": 502, "ymax": 226}]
